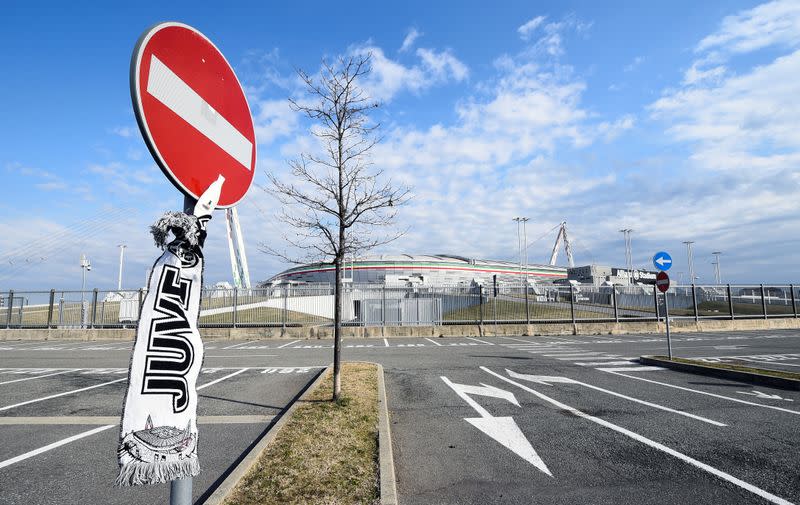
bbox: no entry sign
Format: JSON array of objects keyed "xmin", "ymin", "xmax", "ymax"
[
  {"xmin": 131, "ymin": 22, "xmax": 256, "ymax": 208},
  {"xmin": 656, "ymin": 271, "xmax": 670, "ymax": 293}
]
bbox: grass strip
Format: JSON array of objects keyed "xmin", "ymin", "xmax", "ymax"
[
  {"xmin": 651, "ymin": 355, "xmax": 800, "ymax": 380},
  {"xmin": 225, "ymin": 362, "xmax": 379, "ymax": 505}
]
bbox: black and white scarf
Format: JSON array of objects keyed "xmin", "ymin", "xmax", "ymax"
[{"xmin": 115, "ymin": 211, "xmax": 209, "ymax": 486}]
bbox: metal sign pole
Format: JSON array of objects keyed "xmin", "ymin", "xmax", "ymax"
[
  {"xmin": 664, "ymin": 291, "xmax": 672, "ymax": 359},
  {"xmin": 169, "ymin": 194, "xmax": 196, "ymax": 505}
]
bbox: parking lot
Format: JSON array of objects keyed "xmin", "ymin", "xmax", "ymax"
[{"xmin": 1, "ymin": 329, "xmax": 799, "ymax": 504}]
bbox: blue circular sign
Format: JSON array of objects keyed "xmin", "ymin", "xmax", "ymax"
[{"xmin": 653, "ymin": 251, "xmax": 673, "ymax": 271}]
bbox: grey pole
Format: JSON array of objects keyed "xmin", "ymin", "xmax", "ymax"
[
  {"xmin": 170, "ymin": 477, "xmax": 192, "ymax": 505},
  {"xmin": 118, "ymin": 244, "xmax": 127, "ymax": 291},
  {"xmin": 170, "ymin": 195, "xmax": 196, "ymax": 505},
  {"xmin": 664, "ymin": 291, "xmax": 672, "ymax": 359}
]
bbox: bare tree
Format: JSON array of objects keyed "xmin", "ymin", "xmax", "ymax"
[{"xmin": 263, "ymin": 55, "xmax": 409, "ymax": 400}]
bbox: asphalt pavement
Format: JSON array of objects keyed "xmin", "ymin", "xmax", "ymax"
[{"xmin": 1, "ymin": 328, "xmax": 799, "ymax": 504}]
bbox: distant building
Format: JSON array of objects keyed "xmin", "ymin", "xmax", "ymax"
[
  {"xmin": 568, "ymin": 265, "xmax": 657, "ymax": 286},
  {"xmin": 264, "ymin": 254, "xmax": 567, "ymax": 287}
]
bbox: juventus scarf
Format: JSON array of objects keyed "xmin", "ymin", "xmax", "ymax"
[{"xmin": 115, "ymin": 211, "xmax": 209, "ymax": 486}]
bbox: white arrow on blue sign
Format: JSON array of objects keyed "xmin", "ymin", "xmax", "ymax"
[{"xmin": 653, "ymin": 251, "xmax": 673, "ymax": 271}]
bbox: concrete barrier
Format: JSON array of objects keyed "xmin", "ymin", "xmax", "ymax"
[{"xmin": 1, "ymin": 317, "xmax": 799, "ymax": 341}]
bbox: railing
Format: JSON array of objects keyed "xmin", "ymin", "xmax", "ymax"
[{"xmin": 1, "ymin": 284, "xmax": 798, "ymax": 329}]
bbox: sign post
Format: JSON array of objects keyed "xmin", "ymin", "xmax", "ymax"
[
  {"xmin": 656, "ymin": 270, "xmax": 672, "ymax": 359},
  {"xmin": 121, "ymin": 22, "xmax": 256, "ymax": 505}
]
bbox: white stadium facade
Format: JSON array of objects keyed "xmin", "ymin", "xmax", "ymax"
[{"xmin": 264, "ymin": 254, "xmax": 567, "ymax": 286}]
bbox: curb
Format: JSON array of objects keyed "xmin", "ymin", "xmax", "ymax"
[
  {"xmin": 201, "ymin": 365, "xmax": 329, "ymax": 505},
  {"xmin": 377, "ymin": 363, "xmax": 398, "ymax": 505},
  {"xmin": 640, "ymin": 355, "xmax": 800, "ymax": 391}
]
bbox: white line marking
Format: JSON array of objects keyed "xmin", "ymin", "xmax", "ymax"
[
  {"xmin": 595, "ymin": 366, "xmax": 664, "ymax": 372},
  {"xmin": 567, "ymin": 355, "xmax": 622, "ymax": 361},
  {"xmin": 505, "ymin": 369, "xmax": 726, "ymax": 427},
  {"xmin": 197, "ymin": 368, "xmax": 248, "ymax": 390},
  {"xmin": 608, "ymin": 371, "xmax": 800, "ymax": 415},
  {"xmin": 0, "ymin": 424, "xmax": 116, "ymax": 470},
  {"xmin": 501, "ymin": 337, "xmax": 537, "ymax": 343},
  {"xmin": 742, "ymin": 359, "xmax": 800, "ymax": 368},
  {"xmin": 481, "ymin": 367, "xmax": 794, "ymax": 505},
  {"xmin": 577, "ymin": 361, "xmax": 637, "ymax": 367},
  {"xmin": 545, "ymin": 353, "xmax": 602, "ymax": 358},
  {"xmin": 465, "ymin": 337, "xmax": 494, "ymax": 345},
  {"xmin": 277, "ymin": 340, "xmax": 300, "ymax": 349},
  {"xmin": 0, "ymin": 369, "xmax": 81, "ymax": 385},
  {"xmin": 147, "ymin": 54, "xmax": 252, "ymax": 169},
  {"xmin": 206, "ymin": 354, "xmax": 277, "ymax": 358},
  {"xmin": 424, "ymin": 338, "xmax": 443, "ymax": 347},
  {"xmin": 0, "ymin": 378, "xmax": 127, "ymax": 412},
  {"xmin": 223, "ymin": 341, "xmax": 252, "ymax": 350},
  {"xmin": 383, "ymin": 338, "xmax": 390, "ymax": 347}
]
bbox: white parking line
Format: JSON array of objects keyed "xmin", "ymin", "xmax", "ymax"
[
  {"xmin": 0, "ymin": 369, "xmax": 80, "ymax": 386},
  {"xmin": 206, "ymin": 354, "xmax": 277, "ymax": 358},
  {"xmin": 607, "ymin": 371, "xmax": 800, "ymax": 416},
  {"xmin": 482, "ymin": 367, "xmax": 793, "ymax": 505},
  {"xmin": 223, "ymin": 341, "xmax": 253, "ymax": 350},
  {"xmin": 277, "ymin": 340, "xmax": 300, "ymax": 349},
  {"xmin": 384, "ymin": 338, "xmax": 390, "ymax": 347},
  {"xmin": 577, "ymin": 361, "xmax": 638, "ymax": 367},
  {"xmin": 595, "ymin": 366, "xmax": 664, "ymax": 372},
  {"xmin": 0, "ymin": 424, "xmax": 116, "ymax": 470},
  {"xmin": 464, "ymin": 337, "xmax": 493, "ymax": 345},
  {"xmin": 424, "ymin": 338, "xmax": 443, "ymax": 347},
  {"xmin": 0, "ymin": 378, "xmax": 127, "ymax": 412},
  {"xmin": 197, "ymin": 368, "xmax": 248, "ymax": 390}
]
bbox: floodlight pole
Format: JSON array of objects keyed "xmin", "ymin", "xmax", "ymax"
[
  {"xmin": 169, "ymin": 195, "xmax": 196, "ymax": 505},
  {"xmin": 117, "ymin": 244, "xmax": 127, "ymax": 291}
]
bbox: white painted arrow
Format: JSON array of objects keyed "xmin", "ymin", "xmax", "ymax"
[
  {"xmin": 737, "ymin": 390, "xmax": 793, "ymax": 402},
  {"xmin": 465, "ymin": 417, "xmax": 552, "ymax": 476},
  {"xmin": 440, "ymin": 376, "xmax": 552, "ymax": 476},
  {"xmin": 655, "ymin": 256, "xmax": 672, "ymax": 266}
]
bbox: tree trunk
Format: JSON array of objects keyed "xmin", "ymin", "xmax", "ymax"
[{"xmin": 333, "ymin": 255, "xmax": 342, "ymax": 401}]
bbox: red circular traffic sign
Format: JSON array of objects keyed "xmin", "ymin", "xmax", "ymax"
[
  {"xmin": 131, "ymin": 22, "xmax": 256, "ymax": 208},
  {"xmin": 656, "ymin": 271, "xmax": 670, "ymax": 293}
]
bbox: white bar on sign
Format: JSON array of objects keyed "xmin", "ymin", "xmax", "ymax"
[{"xmin": 147, "ymin": 54, "xmax": 252, "ymax": 170}]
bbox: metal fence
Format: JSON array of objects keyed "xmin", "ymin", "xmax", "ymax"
[{"xmin": 1, "ymin": 284, "xmax": 798, "ymax": 329}]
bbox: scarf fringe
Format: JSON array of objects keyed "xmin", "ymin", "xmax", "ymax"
[
  {"xmin": 150, "ymin": 211, "xmax": 200, "ymax": 249},
  {"xmin": 115, "ymin": 456, "xmax": 200, "ymax": 487}
]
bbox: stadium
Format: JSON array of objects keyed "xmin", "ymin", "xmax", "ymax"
[{"xmin": 264, "ymin": 254, "xmax": 567, "ymax": 286}]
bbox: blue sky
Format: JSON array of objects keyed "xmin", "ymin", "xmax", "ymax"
[{"xmin": 2, "ymin": 0, "xmax": 799, "ymax": 291}]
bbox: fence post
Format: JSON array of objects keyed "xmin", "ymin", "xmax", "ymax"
[
  {"xmin": 6, "ymin": 290, "xmax": 13, "ymax": 329},
  {"xmin": 232, "ymin": 288, "xmax": 238, "ymax": 328},
  {"xmin": 652, "ymin": 285, "xmax": 659, "ymax": 321},
  {"xmin": 138, "ymin": 288, "xmax": 144, "ymax": 324},
  {"xmin": 382, "ymin": 287, "xmax": 386, "ymax": 326},
  {"xmin": 282, "ymin": 285, "xmax": 288, "ymax": 330},
  {"xmin": 791, "ymin": 284, "xmax": 797, "ymax": 318},
  {"xmin": 90, "ymin": 289, "xmax": 98, "ymax": 329},
  {"xmin": 47, "ymin": 289, "xmax": 55, "ymax": 329},
  {"xmin": 727, "ymin": 284, "xmax": 734, "ymax": 320},
  {"xmin": 612, "ymin": 286, "xmax": 619, "ymax": 323},
  {"xmin": 569, "ymin": 285, "xmax": 576, "ymax": 325},
  {"xmin": 524, "ymin": 283, "xmax": 530, "ymax": 325},
  {"xmin": 479, "ymin": 285, "xmax": 484, "ymax": 326},
  {"xmin": 761, "ymin": 284, "xmax": 768, "ymax": 319},
  {"xmin": 691, "ymin": 284, "xmax": 698, "ymax": 322},
  {"xmin": 58, "ymin": 293, "xmax": 64, "ymax": 326}
]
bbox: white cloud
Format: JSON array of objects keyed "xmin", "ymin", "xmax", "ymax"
[
  {"xmin": 399, "ymin": 28, "xmax": 421, "ymax": 53},
  {"xmin": 518, "ymin": 16, "xmax": 546, "ymax": 40},
  {"xmin": 624, "ymin": 56, "xmax": 644, "ymax": 72},
  {"xmin": 696, "ymin": 0, "xmax": 800, "ymax": 56},
  {"xmin": 111, "ymin": 126, "xmax": 136, "ymax": 138},
  {"xmin": 353, "ymin": 45, "xmax": 468, "ymax": 102},
  {"xmin": 253, "ymin": 99, "xmax": 299, "ymax": 145}
]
